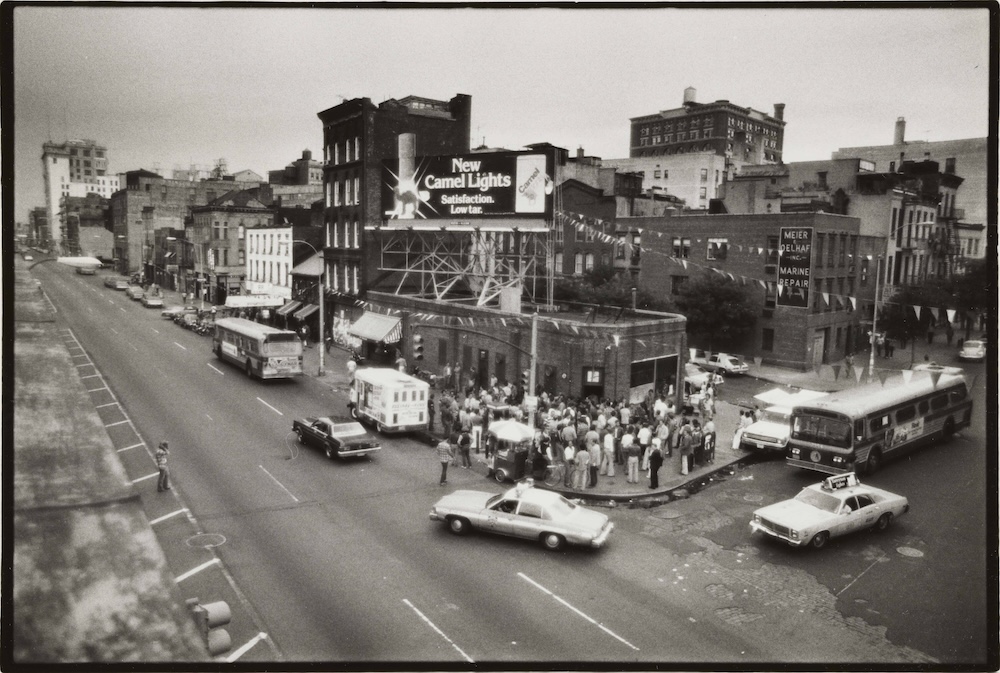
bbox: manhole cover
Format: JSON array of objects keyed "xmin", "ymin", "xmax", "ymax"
[
  {"xmin": 187, "ymin": 533, "xmax": 226, "ymax": 548},
  {"xmin": 896, "ymin": 546, "xmax": 924, "ymax": 558},
  {"xmin": 743, "ymin": 494, "xmax": 763, "ymax": 502}
]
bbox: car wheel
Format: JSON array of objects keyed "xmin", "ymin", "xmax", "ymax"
[
  {"xmin": 448, "ymin": 517, "xmax": 471, "ymax": 536},
  {"xmin": 810, "ymin": 531, "xmax": 829, "ymax": 549},
  {"xmin": 494, "ymin": 469, "xmax": 508, "ymax": 483},
  {"xmin": 942, "ymin": 418, "xmax": 955, "ymax": 441},
  {"xmin": 325, "ymin": 445, "xmax": 335, "ymax": 460},
  {"xmin": 296, "ymin": 429, "xmax": 305, "ymax": 444},
  {"xmin": 866, "ymin": 448, "xmax": 882, "ymax": 474},
  {"xmin": 376, "ymin": 422, "xmax": 386, "ymax": 434},
  {"xmin": 875, "ymin": 512, "xmax": 893, "ymax": 532},
  {"xmin": 541, "ymin": 533, "xmax": 565, "ymax": 551}
]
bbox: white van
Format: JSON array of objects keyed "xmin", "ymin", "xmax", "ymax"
[
  {"xmin": 351, "ymin": 368, "xmax": 430, "ymax": 434},
  {"xmin": 741, "ymin": 388, "xmax": 828, "ymax": 452}
]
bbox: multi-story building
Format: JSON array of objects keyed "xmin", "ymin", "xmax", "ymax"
[
  {"xmin": 42, "ymin": 139, "xmax": 120, "ymax": 250},
  {"xmin": 27, "ymin": 207, "xmax": 49, "ymax": 249},
  {"xmin": 603, "ymin": 88, "xmax": 786, "ymax": 209},
  {"xmin": 245, "ymin": 223, "xmax": 323, "ymax": 322},
  {"xmin": 59, "ymin": 192, "xmax": 112, "ymax": 257},
  {"xmin": 316, "ymin": 93, "xmax": 472, "ymax": 325},
  {"xmin": 832, "ymin": 117, "xmax": 990, "ymax": 259},
  {"xmin": 628, "ymin": 211, "xmax": 883, "ymax": 370},
  {"xmin": 110, "ymin": 169, "xmax": 262, "ymax": 277},
  {"xmin": 188, "ymin": 190, "xmax": 273, "ymax": 305},
  {"xmin": 722, "ymin": 157, "xmax": 967, "ymax": 291},
  {"xmin": 269, "ymin": 149, "xmax": 324, "ymax": 185}
]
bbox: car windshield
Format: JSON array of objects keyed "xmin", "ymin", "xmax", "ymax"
[
  {"xmin": 964, "ymin": 341, "xmax": 983, "ymax": 349},
  {"xmin": 761, "ymin": 409, "xmax": 791, "ymax": 424},
  {"xmin": 794, "ymin": 488, "xmax": 842, "ymax": 513}
]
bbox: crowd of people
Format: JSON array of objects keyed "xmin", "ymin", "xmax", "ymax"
[{"xmin": 429, "ymin": 376, "xmax": 734, "ymax": 491}]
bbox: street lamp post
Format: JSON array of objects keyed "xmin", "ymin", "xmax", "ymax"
[
  {"xmin": 167, "ymin": 236, "xmax": 205, "ymax": 309},
  {"xmin": 867, "ymin": 255, "xmax": 883, "ymax": 383},
  {"xmin": 287, "ymin": 239, "xmax": 325, "ymax": 377}
]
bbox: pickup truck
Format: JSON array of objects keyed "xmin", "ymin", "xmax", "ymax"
[{"xmin": 292, "ymin": 417, "xmax": 381, "ymax": 459}]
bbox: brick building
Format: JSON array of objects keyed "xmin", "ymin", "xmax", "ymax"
[
  {"xmin": 630, "ymin": 211, "xmax": 883, "ymax": 370},
  {"xmin": 316, "ymin": 94, "xmax": 472, "ymax": 325},
  {"xmin": 362, "ymin": 291, "xmax": 687, "ymax": 404},
  {"xmin": 42, "ymin": 139, "xmax": 120, "ymax": 250},
  {"xmin": 59, "ymin": 192, "xmax": 111, "ymax": 256}
]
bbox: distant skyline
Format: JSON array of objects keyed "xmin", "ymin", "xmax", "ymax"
[{"xmin": 9, "ymin": 4, "xmax": 995, "ymax": 220}]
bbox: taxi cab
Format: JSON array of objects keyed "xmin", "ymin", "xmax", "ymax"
[
  {"xmin": 429, "ymin": 479, "xmax": 614, "ymax": 551},
  {"xmin": 750, "ymin": 473, "xmax": 908, "ymax": 549}
]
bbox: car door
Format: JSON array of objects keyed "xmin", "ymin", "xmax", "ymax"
[
  {"xmin": 310, "ymin": 421, "xmax": 331, "ymax": 448},
  {"xmin": 833, "ymin": 496, "xmax": 863, "ymax": 537},
  {"xmin": 483, "ymin": 498, "xmax": 519, "ymax": 536},
  {"xmin": 510, "ymin": 501, "xmax": 546, "ymax": 540},
  {"xmin": 854, "ymin": 494, "xmax": 880, "ymax": 529}
]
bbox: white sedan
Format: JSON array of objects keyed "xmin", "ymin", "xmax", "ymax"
[
  {"xmin": 750, "ymin": 473, "xmax": 909, "ymax": 549},
  {"xmin": 958, "ymin": 339, "xmax": 985, "ymax": 362},
  {"xmin": 430, "ymin": 480, "xmax": 613, "ymax": 551}
]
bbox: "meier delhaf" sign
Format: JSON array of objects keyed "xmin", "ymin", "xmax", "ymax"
[{"xmin": 777, "ymin": 227, "xmax": 813, "ymax": 308}]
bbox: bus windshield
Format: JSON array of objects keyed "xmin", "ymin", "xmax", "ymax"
[
  {"xmin": 791, "ymin": 413, "xmax": 852, "ymax": 448},
  {"xmin": 263, "ymin": 333, "xmax": 302, "ymax": 356}
]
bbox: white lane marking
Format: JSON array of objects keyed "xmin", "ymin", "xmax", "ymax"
[
  {"xmin": 259, "ymin": 465, "xmax": 299, "ymax": 503},
  {"xmin": 130, "ymin": 344, "xmax": 138, "ymax": 351},
  {"xmin": 226, "ymin": 633, "xmax": 269, "ymax": 663},
  {"xmin": 175, "ymin": 558, "xmax": 221, "ymax": 583},
  {"xmin": 117, "ymin": 442, "xmax": 145, "ymax": 453},
  {"xmin": 132, "ymin": 473, "xmax": 159, "ymax": 484},
  {"xmin": 105, "ymin": 420, "xmax": 129, "ymax": 428},
  {"xmin": 207, "ymin": 363, "xmax": 225, "ymax": 375},
  {"xmin": 403, "ymin": 599, "xmax": 474, "ymax": 663},
  {"xmin": 80, "ymin": 374, "xmax": 101, "ymax": 380},
  {"xmin": 110, "ymin": 327, "xmax": 119, "ymax": 334},
  {"xmin": 518, "ymin": 572, "xmax": 639, "ymax": 651},
  {"xmin": 95, "ymin": 402, "xmax": 119, "ymax": 409},
  {"xmin": 257, "ymin": 397, "xmax": 283, "ymax": 416},
  {"xmin": 206, "ymin": 414, "xmax": 213, "ymax": 421},
  {"xmin": 174, "ymin": 342, "xmax": 187, "ymax": 351},
  {"xmin": 120, "ymin": 307, "xmax": 126, "ymax": 313},
  {"xmin": 836, "ymin": 554, "xmax": 887, "ymax": 597},
  {"xmin": 151, "ymin": 327, "xmax": 160, "ymax": 334},
  {"xmin": 150, "ymin": 509, "xmax": 188, "ymax": 525}
]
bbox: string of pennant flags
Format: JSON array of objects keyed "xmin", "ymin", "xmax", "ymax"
[{"xmin": 556, "ymin": 209, "xmax": 964, "ymax": 324}]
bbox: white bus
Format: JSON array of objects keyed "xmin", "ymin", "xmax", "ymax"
[
  {"xmin": 786, "ymin": 367, "xmax": 973, "ymax": 475},
  {"xmin": 212, "ymin": 317, "xmax": 304, "ymax": 379}
]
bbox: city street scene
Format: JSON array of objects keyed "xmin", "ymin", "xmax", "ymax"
[{"xmin": 6, "ymin": 4, "xmax": 996, "ymax": 669}]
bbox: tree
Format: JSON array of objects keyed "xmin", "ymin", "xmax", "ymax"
[
  {"xmin": 553, "ymin": 266, "xmax": 671, "ymax": 312},
  {"xmin": 951, "ymin": 258, "xmax": 996, "ymax": 338},
  {"xmin": 878, "ymin": 280, "xmax": 953, "ymax": 365},
  {"xmin": 673, "ymin": 272, "xmax": 757, "ymax": 351}
]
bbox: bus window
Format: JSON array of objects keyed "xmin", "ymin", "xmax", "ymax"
[
  {"xmin": 870, "ymin": 415, "xmax": 890, "ymax": 433},
  {"xmin": 896, "ymin": 406, "xmax": 916, "ymax": 424},
  {"xmin": 931, "ymin": 395, "xmax": 949, "ymax": 411},
  {"xmin": 854, "ymin": 419, "xmax": 865, "ymax": 442},
  {"xmin": 949, "ymin": 387, "xmax": 967, "ymax": 403},
  {"xmin": 918, "ymin": 400, "xmax": 929, "ymax": 415}
]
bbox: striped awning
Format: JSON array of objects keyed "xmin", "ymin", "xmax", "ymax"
[
  {"xmin": 348, "ymin": 312, "xmax": 402, "ymax": 344},
  {"xmin": 294, "ymin": 304, "xmax": 319, "ymax": 320},
  {"xmin": 276, "ymin": 300, "xmax": 302, "ymax": 317}
]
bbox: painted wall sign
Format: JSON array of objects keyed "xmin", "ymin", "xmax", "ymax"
[{"xmin": 777, "ymin": 227, "xmax": 813, "ymax": 308}]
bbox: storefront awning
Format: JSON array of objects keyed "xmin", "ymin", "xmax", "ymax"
[
  {"xmin": 276, "ymin": 300, "xmax": 302, "ymax": 317},
  {"xmin": 348, "ymin": 312, "xmax": 402, "ymax": 344},
  {"xmin": 294, "ymin": 304, "xmax": 319, "ymax": 320}
]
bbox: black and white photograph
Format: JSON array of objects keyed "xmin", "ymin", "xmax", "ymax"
[{"xmin": 5, "ymin": 2, "xmax": 996, "ymax": 669}]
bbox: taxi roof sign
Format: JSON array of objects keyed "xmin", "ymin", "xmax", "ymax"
[{"xmin": 821, "ymin": 472, "xmax": 860, "ymax": 491}]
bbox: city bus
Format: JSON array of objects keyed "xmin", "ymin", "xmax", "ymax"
[
  {"xmin": 786, "ymin": 367, "xmax": 973, "ymax": 475},
  {"xmin": 212, "ymin": 317, "xmax": 304, "ymax": 379}
]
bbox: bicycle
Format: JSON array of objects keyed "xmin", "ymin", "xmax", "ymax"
[{"xmin": 543, "ymin": 462, "xmax": 566, "ymax": 488}]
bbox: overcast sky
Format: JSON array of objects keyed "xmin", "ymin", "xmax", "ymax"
[{"xmin": 10, "ymin": 5, "xmax": 994, "ymax": 220}]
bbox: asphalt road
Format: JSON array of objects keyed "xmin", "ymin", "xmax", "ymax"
[{"xmin": 32, "ymin": 262, "xmax": 992, "ymax": 666}]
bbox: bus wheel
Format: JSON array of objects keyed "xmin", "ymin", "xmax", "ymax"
[
  {"xmin": 943, "ymin": 418, "xmax": 955, "ymax": 441},
  {"xmin": 809, "ymin": 531, "xmax": 829, "ymax": 549},
  {"xmin": 865, "ymin": 448, "xmax": 882, "ymax": 474},
  {"xmin": 245, "ymin": 360, "xmax": 253, "ymax": 378},
  {"xmin": 351, "ymin": 407, "xmax": 360, "ymax": 421},
  {"xmin": 376, "ymin": 422, "xmax": 386, "ymax": 434},
  {"xmin": 875, "ymin": 512, "xmax": 893, "ymax": 532}
]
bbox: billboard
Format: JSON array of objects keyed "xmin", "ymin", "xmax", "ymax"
[
  {"xmin": 777, "ymin": 227, "xmax": 812, "ymax": 308},
  {"xmin": 382, "ymin": 150, "xmax": 554, "ymax": 221}
]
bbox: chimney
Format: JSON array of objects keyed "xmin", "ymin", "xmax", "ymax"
[
  {"xmin": 894, "ymin": 117, "xmax": 906, "ymax": 145},
  {"xmin": 773, "ymin": 103, "xmax": 785, "ymax": 121},
  {"xmin": 302, "ymin": 149, "xmax": 312, "ymax": 160},
  {"xmin": 683, "ymin": 87, "xmax": 697, "ymax": 105},
  {"xmin": 577, "ymin": 146, "xmax": 585, "ymax": 159}
]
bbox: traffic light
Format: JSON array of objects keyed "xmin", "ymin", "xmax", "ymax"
[
  {"xmin": 187, "ymin": 598, "xmax": 232, "ymax": 657},
  {"xmin": 412, "ymin": 334, "xmax": 424, "ymax": 360},
  {"xmin": 521, "ymin": 368, "xmax": 530, "ymax": 389}
]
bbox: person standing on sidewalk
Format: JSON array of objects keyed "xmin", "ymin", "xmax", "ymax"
[
  {"xmin": 702, "ymin": 417, "xmax": 717, "ymax": 463},
  {"xmin": 648, "ymin": 439, "xmax": 664, "ymax": 489},
  {"xmin": 427, "ymin": 395, "xmax": 436, "ymax": 432},
  {"xmin": 600, "ymin": 425, "xmax": 616, "ymax": 478},
  {"xmin": 573, "ymin": 443, "xmax": 590, "ymax": 489},
  {"xmin": 679, "ymin": 422, "xmax": 693, "ymax": 475},
  {"xmin": 625, "ymin": 430, "xmax": 642, "ymax": 484},
  {"xmin": 156, "ymin": 441, "xmax": 171, "ymax": 492},
  {"xmin": 458, "ymin": 430, "xmax": 472, "ymax": 469},
  {"xmin": 587, "ymin": 433, "xmax": 601, "ymax": 489},
  {"xmin": 437, "ymin": 435, "xmax": 454, "ymax": 486}
]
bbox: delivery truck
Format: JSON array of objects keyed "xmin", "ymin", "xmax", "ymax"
[{"xmin": 350, "ymin": 367, "xmax": 430, "ymax": 434}]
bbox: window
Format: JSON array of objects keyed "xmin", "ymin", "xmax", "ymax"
[
  {"xmin": 585, "ymin": 253, "xmax": 595, "ymax": 272},
  {"xmin": 670, "ymin": 275, "xmax": 686, "ymax": 295},
  {"xmin": 353, "ymin": 177, "xmax": 360, "ymax": 205},
  {"xmin": 334, "ymin": 181, "xmax": 341, "ymax": 206},
  {"xmin": 352, "ymin": 220, "xmax": 360, "ymax": 248},
  {"xmin": 575, "ymin": 226, "xmax": 586, "ymax": 242},
  {"xmin": 762, "ymin": 328, "xmax": 775, "ymax": 351},
  {"xmin": 764, "ymin": 283, "xmax": 776, "ymax": 309},
  {"xmin": 869, "ymin": 414, "xmax": 891, "ymax": 433},
  {"xmin": 706, "ymin": 237, "xmax": 728, "ymax": 260},
  {"xmin": 930, "ymin": 395, "xmax": 949, "ymax": 411},
  {"xmin": 699, "ymin": 187, "xmax": 707, "ymax": 200},
  {"xmin": 615, "ymin": 235, "xmax": 626, "ymax": 260},
  {"xmin": 700, "ymin": 168, "xmax": 708, "ymax": 182},
  {"xmin": 554, "ymin": 252, "xmax": 563, "ymax": 273},
  {"xmin": 945, "ymin": 157, "xmax": 956, "ymax": 174},
  {"xmin": 654, "ymin": 170, "xmax": 661, "ymax": 178},
  {"xmin": 895, "ymin": 406, "xmax": 916, "ymax": 424},
  {"xmin": 815, "ymin": 234, "xmax": 824, "ymax": 268},
  {"xmin": 672, "ymin": 237, "xmax": 690, "ymax": 259},
  {"xmin": 574, "ymin": 253, "xmax": 584, "ymax": 275}
]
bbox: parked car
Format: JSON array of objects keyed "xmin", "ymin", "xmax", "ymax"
[
  {"xmin": 684, "ymin": 362, "xmax": 723, "ymax": 391},
  {"xmin": 23, "ymin": 254, "xmax": 34, "ymax": 261},
  {"xmin": 429, "ymin": 480, "xmax": 614, "ymax": 551},
  {"xmin": 104, "ymin": 277, "xmax": 131, "ymax": 290},
  {"xmin": 141, "ymin": 295, "xmax": 164, "ymax": 308},
  {"xmin": 161, "ymin": 305, "xmax": 198, "ymax": 319},
  {"xmin": 750, "ymin": 472, "xmax": 909, "ymax": 549},
  {"xmin": 125, "ymin": 285, "xmax": 145, "ymax": 300},
  {"xmin": 75, "ymin": 266, "xmax": 97, "ymax": 275},
  {"xmin": 702, "ymin": 352, "xmax": 749, "ymax": 376},
  {"xmin": 292, "ymin": 417, "xmax": 381, "ymax": 459},
  {"xmin": 958, "ymin": 339, "xmax": 985, "ymax": 362}
]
